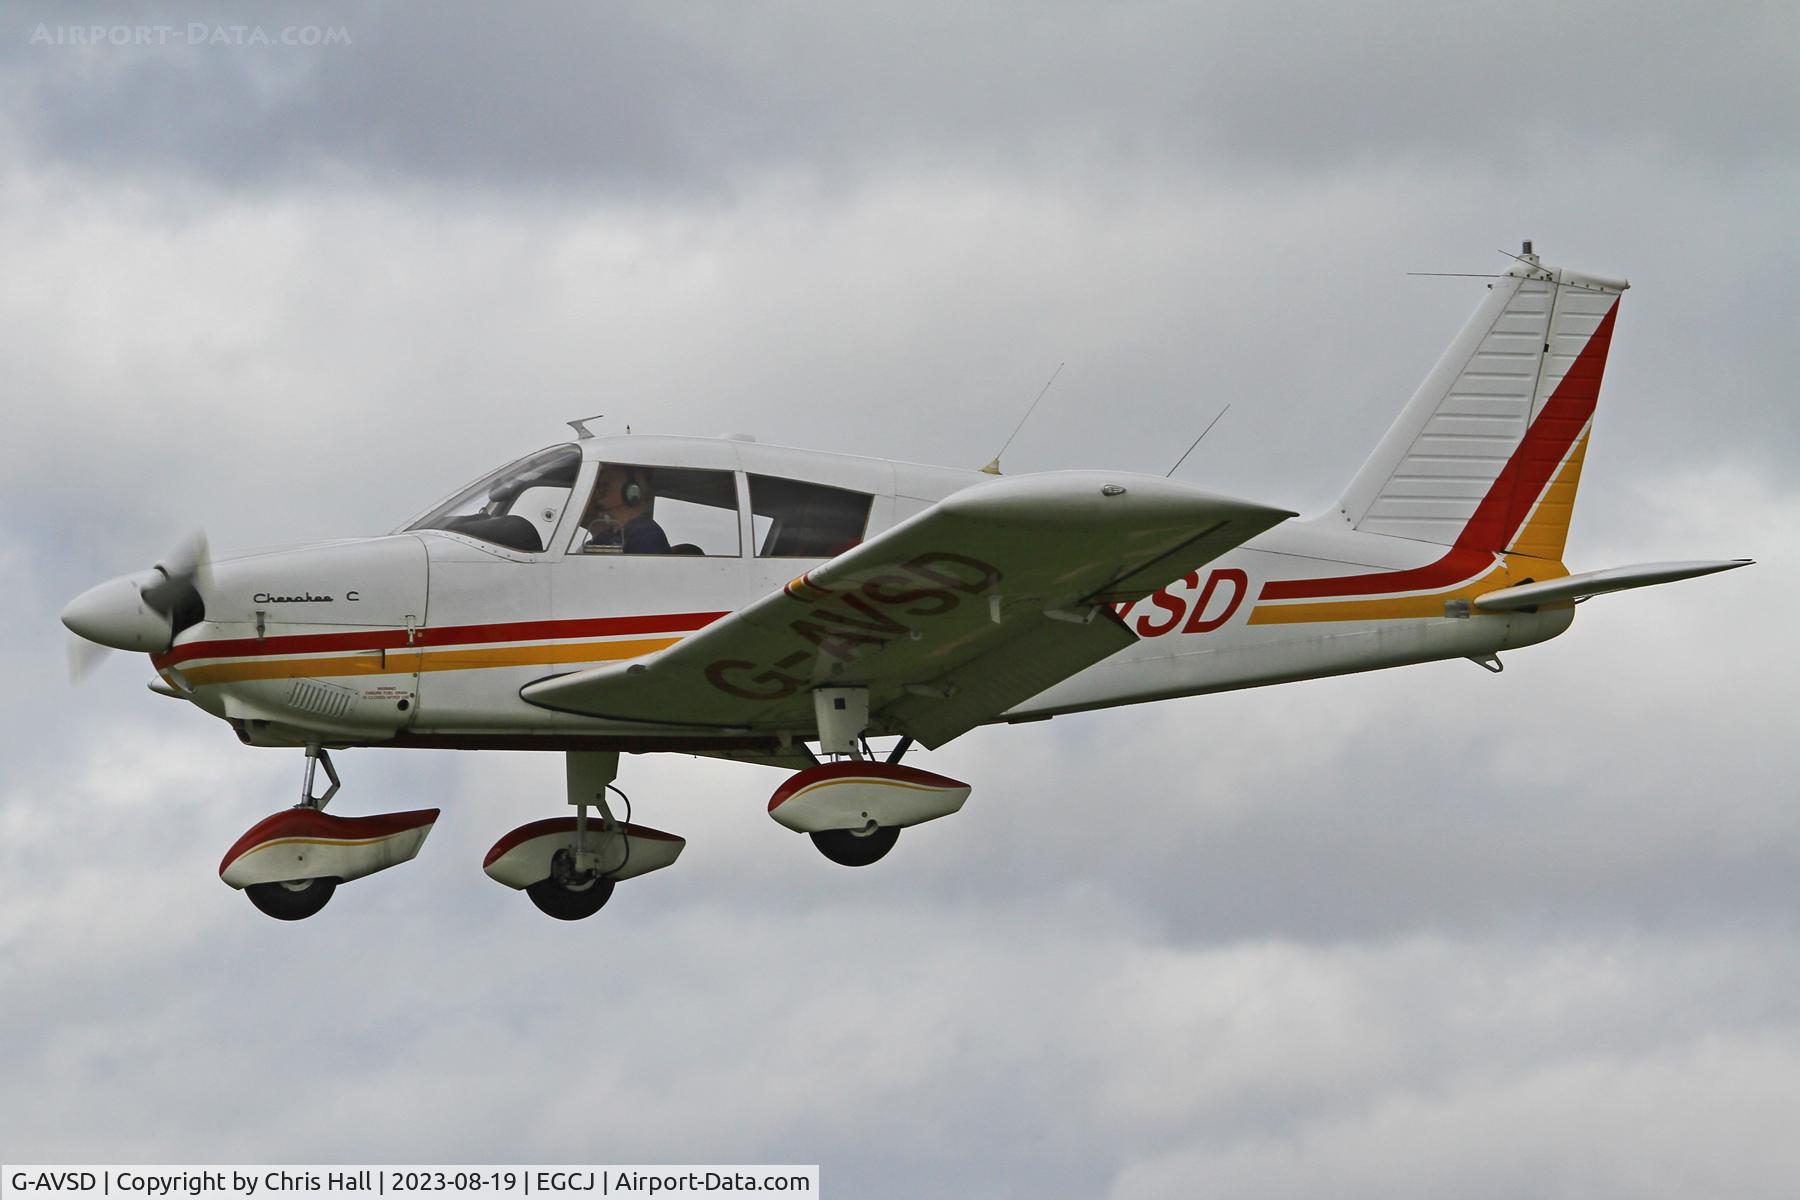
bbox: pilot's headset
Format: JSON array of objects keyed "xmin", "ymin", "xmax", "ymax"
[{"xmin": 620, "ymin": 468, "xmax": 645, "ymax": 508}]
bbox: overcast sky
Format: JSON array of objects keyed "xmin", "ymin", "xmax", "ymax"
[{"xmin": 3, "ymin": 3, "xmax": 1797, "ymax": 1196}]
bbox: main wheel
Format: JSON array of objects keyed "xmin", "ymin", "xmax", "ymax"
[
  {"xmin": 245, "ymin": 876, "xmax": 338, "ymax": 921},
  {"xmin": 811, "ymin": 825, "xmax": 900, "ymax": 867},
  {"xmin": 526, "ymin": 867, "xmax": 616, "ymax": 921}
]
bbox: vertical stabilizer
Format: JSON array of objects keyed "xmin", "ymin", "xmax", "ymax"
[{"xmin": 1333, "ymin": 248, "xmax": 1626, "ymax": 560}]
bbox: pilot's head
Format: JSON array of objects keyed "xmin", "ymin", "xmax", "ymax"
[{"xmin": 592, "ymin": 465, "xmax": 651, "ymax": 521}]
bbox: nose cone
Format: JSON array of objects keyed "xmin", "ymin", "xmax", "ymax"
[{"xmin": 61, "ymin": 571, "xmax": 174, "ymax": 653}]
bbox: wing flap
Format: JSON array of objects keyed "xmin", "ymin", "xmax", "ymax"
[
  {"xmin": 523, "ymin": 471, "xmax": 1292, "ymax": 741},
  {"xmin": 880, "ymin": 607, "xmax": 1137, "ymax": 747}
]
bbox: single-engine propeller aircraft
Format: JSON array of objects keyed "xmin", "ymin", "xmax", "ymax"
[{"xmin": 63, "ymin": 245, "xmax": 1750, "ymax": 921}]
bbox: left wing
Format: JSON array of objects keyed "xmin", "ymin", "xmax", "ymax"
[{"xmin": 523, "ymin": 471, "xmax": 1293, "ymax": 747}]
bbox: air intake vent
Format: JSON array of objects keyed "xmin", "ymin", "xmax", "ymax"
[{"xmin": 286, "ymin": 679, "xmax": 359, "ymax": 720}]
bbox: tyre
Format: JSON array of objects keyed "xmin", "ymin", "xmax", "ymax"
[
  {"xmin": 526, "ymin": 874, "xmax": 616, "ymax": 920},
  {"xmin": 810, "ymin": 825, "xmax": 900, "ymax": 867},
  {"xmin": 245, "ymin": 876, "xmax": 338, "ymax": 920}
]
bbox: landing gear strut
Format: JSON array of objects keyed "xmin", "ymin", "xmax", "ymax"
[{"xmin": 526, "ymin": 766, "xmax": 623, "ymax": 920}]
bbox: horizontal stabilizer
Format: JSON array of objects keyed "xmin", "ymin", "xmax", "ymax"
[{"xmin": 1473, "ymin": 559, "xmax": 1751, "ymax": 612}]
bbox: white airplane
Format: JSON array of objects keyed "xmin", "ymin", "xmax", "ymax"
[{"xmin": 63, "ymin": 244, "xmax": 1749, "ymax": 921}]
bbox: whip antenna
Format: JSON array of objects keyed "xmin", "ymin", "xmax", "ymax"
[
  {"xmin": 1165, "ymin": 403, "xmax": 1231, "ymax": 478},
  {"xmin": 982, "ymin": 362, "xmax": 1064, "ymax": 475}
]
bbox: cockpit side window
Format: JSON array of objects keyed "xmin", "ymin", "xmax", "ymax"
[
  {"xmin": 748, "ymin": 474, "xmax": 873, "ymax": 557},
  {"xmin": 570, "ymin": 464, "xmax": 741, "ymax": 556},
  {"xmin": 406, "ymin": 444, "xmax": 582, "ymax": 553}
]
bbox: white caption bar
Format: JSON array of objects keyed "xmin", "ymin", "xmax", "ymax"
[{"xmin": 3, "ymin": 1167, "xmax": 819, "ymax": 1200}]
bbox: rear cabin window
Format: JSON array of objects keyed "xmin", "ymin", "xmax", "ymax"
[
  {"xmin": 570, "ymin": 464, "xmax": 741, "ymax": 557},
  {"xmin": 749, "ymin": 474, "xmax": 873, "ymax": 558}
]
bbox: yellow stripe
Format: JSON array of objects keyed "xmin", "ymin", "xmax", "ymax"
[
  {"xmin": 184, "ymin": 652, "xmax": 395, "ymax": 685},
  {"xmin": 241, "ymin": 834, "xmax": 411, "ymax": 851},
  {"xmin": 792, "ymin": 778, "xmax": 952, "ymax": 801},
  {"xmin": 1509, "ymin": 430, "xmax": 1590, "ymax": 561},
  {"xmin": 179, "ymin": 635, "xmax": 681, "ymax": 687},
  {"xmin": 414, "ymin": 637, "xmax": 680, "ymax": 673}
]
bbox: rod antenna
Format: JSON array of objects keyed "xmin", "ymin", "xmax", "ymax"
[
  {"xmin": 1165, "ymin": 403, "xmax": 1231, "ymax": 478},
  {"xmin": 983, "ymin": 362, "xmax": 1064, "ymax": 475}
]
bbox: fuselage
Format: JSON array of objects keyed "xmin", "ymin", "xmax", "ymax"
[{"xmin": 146, "ymin": 433, "xmax": 1573, "ymax": 753}]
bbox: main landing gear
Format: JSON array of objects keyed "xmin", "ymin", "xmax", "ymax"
[
  {"xmin": 482, "ymin": 751, "xmax": 686, "ymax": 920},
  {"xmin": 766, "ymin": 689, "xmax": 973, "ymax": 868},
  {"xmin": 218, "ymin": 694, "xmax": 973, "ymax": 920},
  {"xmin": 219, "ymin": 743, "xmax": 440, "ymax": 920}
]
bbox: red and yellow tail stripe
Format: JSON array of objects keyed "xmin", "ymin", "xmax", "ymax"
[{"xmin": 1249, "ymin": 299, "xmax": 1616, "ymax": 624}]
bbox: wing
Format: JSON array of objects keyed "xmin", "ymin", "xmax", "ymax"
[
  {"xmin": 523, "ymin": 471, "xmax": 1294, "ymax": 747},
  {"xmin": 686, "ymin": 743, "xmax": 821, "ymax": 771}
]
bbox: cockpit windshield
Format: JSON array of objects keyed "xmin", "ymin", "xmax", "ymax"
[{"xmin": 406, "ymin": 444, "xmax": 582, "ymax": 552}]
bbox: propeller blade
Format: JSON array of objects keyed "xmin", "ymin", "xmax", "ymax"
[
  {"xmin": 140, "ymin": 530, "xmax": 210, "ymax": 617},
  {"xmin": 67, "ymin": 636, "xmax": 115, "ymax": 683}
]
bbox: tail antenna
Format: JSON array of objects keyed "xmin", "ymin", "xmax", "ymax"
[{"xmin": 1497, "ymin": 240, "xmax": 1546, "ymax": 273}]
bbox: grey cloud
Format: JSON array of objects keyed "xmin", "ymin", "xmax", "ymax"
[{"xmin": 7, "ymin": 3, "xmax": 1798, "ymax": 194}]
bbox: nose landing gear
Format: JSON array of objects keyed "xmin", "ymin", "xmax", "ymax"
[{"xmin": 220, "ymin": 744, "xmax": 440, "ymax": 920}]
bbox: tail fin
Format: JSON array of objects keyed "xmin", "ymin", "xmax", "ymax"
[{"xmin": 1334, "ymin": 247, "xmax": 1626, "ymax": 562}]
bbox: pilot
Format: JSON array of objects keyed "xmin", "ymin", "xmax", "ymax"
[{"xmin": 583, "ymin": 464, "xmax": 671, "ymax": 554}]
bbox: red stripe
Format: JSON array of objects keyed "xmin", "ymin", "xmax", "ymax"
[
  {"xmin": 219, "ymin": 808, "xmax": 439, "ymax": 876},
  {"xmin": 1262, "ymin": 299, "xmax": 1617, "ymax": 601},
  {"xmin": 767, "ymin": 760, "xmax": 969, "ymax": 812},
  {"xmin": 156, "ymin": 610, "xmax": 727, "ymax": 668}
]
